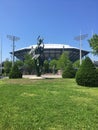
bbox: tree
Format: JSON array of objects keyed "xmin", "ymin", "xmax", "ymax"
[
  {"xmin": 76, "ymin": 57, "xmax": 98, "ymax": 87},
  {"xmin": 43, "ymin": 60, "xmax": 49, "ymax": 73},
  {"xmin": 4, "ymin": 59, "xmax": 12, "ymax": 76},
  {"xmin": 57, "ymin": 52, "xmax": 70, "ymax": 70},
  {"xmin": 50, "ymin": 59, "xmax": 58, "ymax": 74},
  {"xmin": 73, "ymin": 60, "xmax": 80, "ymax": 69},
  {"xmin": 9, "ymin": 64, "xmax": 22, "ymax": 79},
  {"xmin": 62, "ymin": 62, "xmax": 76, "ymax": 78},
  {"xmin": 15, "ymin": 60, "xmax": 24, "ymax": 69},
  {"xmin": 24, "ymin": 54, "xmax": 35, "ymax": 74},
  {"xmin": 88, "ymin": 34, "xmax": 98, "ymax": 55},
  {"xmin": 73, "ymin": 59, "xmax": 85, "ymax": 69}
]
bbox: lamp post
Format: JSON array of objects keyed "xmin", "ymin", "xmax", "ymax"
[
  {"xmin": 74, "ymin": 33, "xmax": 88, "ymax": 65},
  {"xmin": 7, "ymin": 35, "xmax": 20, "ymax": 67}
]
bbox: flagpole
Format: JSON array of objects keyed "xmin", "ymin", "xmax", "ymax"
[
  {"xmin": 80, "ymin": 31, "xmax": 82, "ymax": 65},
  {"xmin": 74, "ymin": 32, "xmax": 88, "ymax": 65}
]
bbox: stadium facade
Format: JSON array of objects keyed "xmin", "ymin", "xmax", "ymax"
[{"xmin": 13, "ymin": 43, "xmax": 89, "ymax": 62}]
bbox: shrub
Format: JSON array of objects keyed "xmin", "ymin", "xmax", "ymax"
[
  {"xmin": 62, "ymin": 63, "xmax": 76, "ymax": 78},
  {"xmin": 9, "ymin": 64, "xmax": 22, "ymax": 79},
  {"xmin": 76, "ymin": 57, "xmax": 98, "ymax": 87}
]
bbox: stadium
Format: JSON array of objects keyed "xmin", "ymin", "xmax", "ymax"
[{"xmin": 13, "ymin": 43, "xmax": 89, "ymax": 62}]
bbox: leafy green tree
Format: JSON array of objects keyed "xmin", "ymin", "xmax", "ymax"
[
  {"xmin": 43, "ymin": 60, "xmax": 49, "ymax": 73},
  {"xmin": 57, "ymin": 52, "xmax": 70, "ymax": 70},
  {"xmin": 24, "ymin": 54, "xmax": 35, "ymax": 74},
  {"xmin": 88, "ymin": 34, "xmax": 98, "ymax": 55},
  {"xmin": 73, "ymin": 59, "xmax": 85, "ymax": 69},
  {"xmin": 4, "ymin": 59, "xmax": 12, "ymax": 76},
  {"xmin": 9, "ymin": 64, "xmax": 22, "ymax": 79},
  {"xmin": 62, "ymin": 62, "xmax": 76, "ymax": 78},
  {"xmin": 76, "ymin": 57, "xmax": 98, "ymax": 87},
  {"xmin": 73, "ymin": 60, "xmax": 80, "ymax": 69},
  {"xmin": 15, "ymin": 60, "xmax": 24, "ymax": 69},
  {"xmin": 49, "ymin": 59, "xmax": 58, "ymax": 74}
]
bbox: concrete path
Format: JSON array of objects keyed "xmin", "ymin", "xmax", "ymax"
[{"xmin": 23, "ymin": 74, "xmax": 62, "ymax": 79}]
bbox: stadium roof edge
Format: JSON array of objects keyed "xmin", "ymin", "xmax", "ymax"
[{"xmin": 15, "ymin": 43, "xmax": 89, "ymax": 52}]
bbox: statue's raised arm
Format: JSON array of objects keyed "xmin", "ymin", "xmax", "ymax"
[{"xmin": 37, "ymin": 36, "xmax": 44, "ymax": 46}]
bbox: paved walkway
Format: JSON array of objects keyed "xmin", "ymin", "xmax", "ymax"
[{"xmin": 23, "ymin": 74, "xmax": 62, "ymax": 79}]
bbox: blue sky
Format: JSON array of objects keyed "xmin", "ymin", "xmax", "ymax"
[{"xmin": 0, "ymin": 0, "xmax": 98, "ymax": 61}]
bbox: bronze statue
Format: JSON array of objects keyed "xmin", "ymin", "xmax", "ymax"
[{"xmin": 30, "ymin": 36, "xmax": 44, "ymax": 76}]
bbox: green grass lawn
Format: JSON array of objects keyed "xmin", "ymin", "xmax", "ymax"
[{"xmin": 0, "ymin": 78, "xmax": 98, "ymax": 130}]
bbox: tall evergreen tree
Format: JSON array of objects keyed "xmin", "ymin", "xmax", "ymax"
[{"xmin": 76, "ymin": 57, "xmax": 98, "ymax": 87}]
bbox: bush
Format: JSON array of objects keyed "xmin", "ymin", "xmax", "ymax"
[
  {"xmin": 9, "ymin": 64, "xmax": 22, "ymax": 79},
  {"xmin": 76, "ymin": 57, "xmax": 98, "ymax": 87},
  {"xmin": 62, "ymin": 63, "xmax": 76, "ymax": 78}
]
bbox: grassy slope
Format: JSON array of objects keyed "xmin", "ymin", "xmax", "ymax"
[{"xmin": 0, "ymin": 78, "xmax": 98, "ymax": 130}]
